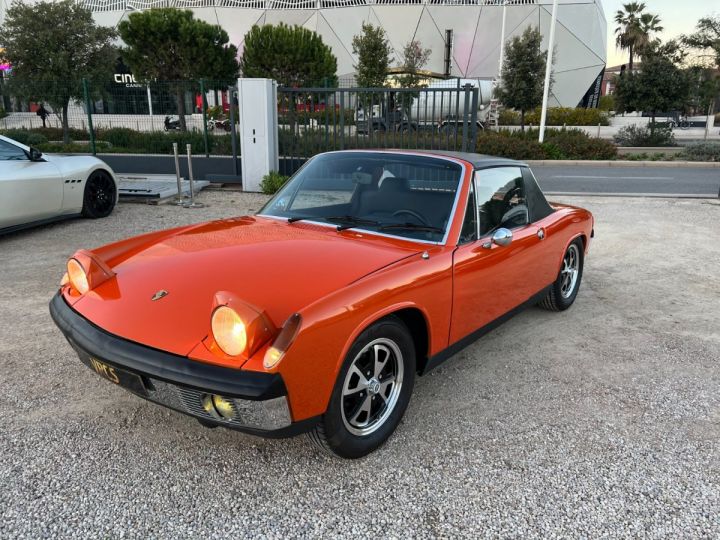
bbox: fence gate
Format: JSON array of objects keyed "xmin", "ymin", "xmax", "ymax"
[{"xmin": 277, "ymin": 84, "xmax": 480, "ymax": 175}]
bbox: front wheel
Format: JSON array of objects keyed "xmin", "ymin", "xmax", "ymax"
[
  {"xmin": 81, "ymin": 171, "xmax": 116, "ymax": 219},
  {"xmin": 539, "ymin": 238, "xmax": 584, "ymax": 311},
  {"xmin": 307, "ymin": 317, "xmax": 416, "ymax": 458}
]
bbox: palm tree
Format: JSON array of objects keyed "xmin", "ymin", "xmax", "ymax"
[
  {"xmin": 636, "ymin": 13, "xmax": 664, "ymax": 56},
  {"xmin": 614, "ymin": 2, "xmax": 646, "ymax": 72}
]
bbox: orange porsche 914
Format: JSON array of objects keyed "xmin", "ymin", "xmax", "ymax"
[{"xmin": 50, "ymin": 150, "xmax": 593, "ymax": 458}]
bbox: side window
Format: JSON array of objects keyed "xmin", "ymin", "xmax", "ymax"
[
  {"xmin": 0, "ymin": 140, "xmax": 28, "ymax": 161},
  {"xmin": 459, "ymin": 182, "xmax": 477, "ymax": 244},
  {"xmin": 475, "ymin": 167, "xmax": 528, "ymax": 236}
]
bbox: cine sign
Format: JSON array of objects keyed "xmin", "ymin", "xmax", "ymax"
[{"xmin": 114, "ymin": 73, "xmax": 142, "ymax": 87}]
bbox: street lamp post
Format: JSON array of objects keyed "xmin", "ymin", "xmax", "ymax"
[
  {"xmin": 498, "ymin": 0, "xmax": 508, "ymax": 79},
  {"xmin": 539, "ymin": 0, "xmax": 559, "ymax": 143}
]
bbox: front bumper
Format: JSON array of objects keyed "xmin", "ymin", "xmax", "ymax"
[{"xmin": 49, "ymin": 293, "xmax": 317, "ymax": 438}]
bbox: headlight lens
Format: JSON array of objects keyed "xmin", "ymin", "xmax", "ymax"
[
  {"xmin": 67, "ymin": 258, "xmax": 89, "ymax": 294},
  {"xmin": 211, "ymin": 306, "xmax": 247, "ymax": 357}
]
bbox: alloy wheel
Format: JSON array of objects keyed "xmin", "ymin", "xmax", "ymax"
[
  {"xmin": 560, "ymin": 244, "xmax": 580, "ymax": 298},
  {"xmin": 341, "ymin": 338, "xmax": 404, "ymax": 436}
]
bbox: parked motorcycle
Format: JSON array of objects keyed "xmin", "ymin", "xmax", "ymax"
[
  {"xmin": 164, "ymin": 116, "xmax": 182, "ymax": 131},
  {"xmin": 207, "ymin": 118, "xmax": 232, "ymax": 132}
]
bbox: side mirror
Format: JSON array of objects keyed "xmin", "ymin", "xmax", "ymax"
[
  {"xmin": 483, "ymin": 227, "xmax": 513, "ymax": 249},
  {"xmin": 26, "ymin": 147, "xmax": 43, "ymax": 161}
]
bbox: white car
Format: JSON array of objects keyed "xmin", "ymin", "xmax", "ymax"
[{"xmin": 0, "ymin": 134, "xmax": 118, "ymax": 234}]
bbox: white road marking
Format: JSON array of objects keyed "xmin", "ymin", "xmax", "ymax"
[{"xmin": 550, "ymin": 175, "xmax": 675, "ymax": 180}]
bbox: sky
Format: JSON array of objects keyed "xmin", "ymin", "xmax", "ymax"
[{"xmin": 603, "ymin": 0, "xmax": 717, "ymax": 67}]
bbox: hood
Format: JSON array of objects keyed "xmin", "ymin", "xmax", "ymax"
[{"xmin": 71, "ymin": 216, "xmax": 420, "ymax": 356}]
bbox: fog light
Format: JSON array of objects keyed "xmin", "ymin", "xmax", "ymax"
[{"xmin": 201, "ymin": 394, "xmax": 235, "ymax": 420}]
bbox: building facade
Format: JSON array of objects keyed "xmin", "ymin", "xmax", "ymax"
[{"xmin": 1, "ymin": 0, "xmax": 607, "ymax": 107}]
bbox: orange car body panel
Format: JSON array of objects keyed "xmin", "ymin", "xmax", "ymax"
[{"xmin": 61, "ymin": 154, "xmax": 593, "ymax": 424}]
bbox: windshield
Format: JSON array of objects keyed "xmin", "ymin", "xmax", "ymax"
[{"xmin": 259, "ymin": 152, "xmax": 463, "ymax": 243}]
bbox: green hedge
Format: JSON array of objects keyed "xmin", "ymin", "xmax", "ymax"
[
  {"xmin": 1, "ymin": 127, "xmax": 88, "ymax": 144},
  {"xmin": 2, "ymin": 125, "xmax": 619, "ymax": 161},
  {"xmin": 260, "ymin": 171, "xmax": 290, "ymax": 194},
  {"xmin": 613, "ymin": 124, "xmax": 675, "ymax": 147},
  {"xmin": 476, "ymin": 128, "xmax": 617, "ymax": 160},
  {"xmin": 681, "ymin": 142, "xmax": 720, "ymax": 162},
  {"xmin": 499, "ymin": 107, "xmax": 610, "ymax": 126},
  {"xmin": 0, "ymin": 127, "xmax": 236, "ymax": 155}
]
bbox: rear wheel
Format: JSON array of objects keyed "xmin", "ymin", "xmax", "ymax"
[
  {"xmin": 307, "ymin": 317, "xmax": 415, "ymax": 458},
  {"xmin": 539, "ymin": 238, "xmax": 584, "ymax": 311},
  {"xmin": 81, "ymin": 171, "xmax": 116, "ymax": 219}
]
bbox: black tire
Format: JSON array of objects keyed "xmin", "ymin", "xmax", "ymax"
[
  {"xmin": 307, "ymin": 316, "xmax": 416, "ymax": 458},
  {"xmin": 81, "ymin": 170, "xmax": 117, "ymax": 219},
  {"xmin": 539, "ymin": 237, "xmax": 584, "ymax": 312}
]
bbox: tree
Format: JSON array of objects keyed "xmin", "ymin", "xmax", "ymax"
[
  {"xmin": 397, "ymin": 40, "xmax": 431, "ymax": 89},
  {"xmin": 685, "ymin": 65, "xmax": 719, "ymax": 115},
  {"xmin": 495, "ymin": 27, "xmax": 548, "ymax": 131},
  {"xmin": 241, "ymin": 24, "xmax": 337, "ymax": 87},
  {"xmin": 396, "ymin": 40, "xmax": 431, "ymax": 116},
  {"xmin": 683, "ymin": 15, "xmax": 720, "ymax": 70},
  {"xmin": 614, "ymin": 2, "xmax": 662, "ymax": 73},
  {"xmin": 118, "ymin": 8, "xmax": 238, "ymax": 131},
  {"xmin": 614, "ymin": 41, "xmax": 689, "ymax": 130},
  {"xmin": 352, "ymin": 24, "xmax": 393, "ymax": 88},
  {"xmin": 0, "ymin": 0, "xmax": 117, "ymax": 143}
]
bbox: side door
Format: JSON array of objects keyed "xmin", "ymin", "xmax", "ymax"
[
  {"xmin": 0, "ymin": 140, "xmax": 63, "ymax": 228},
  {"xmin": 449, "ymin": 166, "xmax": 548, "ymax": 344}
]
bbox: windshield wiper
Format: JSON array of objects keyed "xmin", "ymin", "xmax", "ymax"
[
  {"xmin": 379, "ymin": 223, "xmax": 445, "ymax": 234},
  {"xmin": 286, "ymin": 214, "xmax": 382, "ymax": 231},
  {"xmin": 326, "ymin": 215, "xmax": 382, "ymax": 231}
]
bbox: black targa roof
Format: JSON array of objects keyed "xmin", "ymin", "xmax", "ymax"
[
  {"xmin": 420, "ymin": 150, "xmax": 528, "ymax": 170},
  {"xmin": 420, "ymin": 150, "xmax": 554, "ymax": 222}
]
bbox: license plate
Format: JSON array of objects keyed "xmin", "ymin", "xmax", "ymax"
[{"xmin": 80, "ymin": 354, "xmax": 148, "ymax": 396}]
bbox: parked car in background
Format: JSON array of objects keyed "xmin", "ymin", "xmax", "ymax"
[
  {"xmin": 0, "ymin": 135, "xmax": 118, "ymax": 235},
  {"xmin": 50, "ymin": 150, "xmax": 593, "ymax": 458}
]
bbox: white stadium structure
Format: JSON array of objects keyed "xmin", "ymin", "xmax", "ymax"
[{"xmin": 1, "ymin": 0, "xmax": 607, "ymax": 107}]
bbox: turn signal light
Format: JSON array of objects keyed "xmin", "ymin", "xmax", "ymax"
[{"xmin": 264, "ymin": 313, "xmax": 302, "ymax": 369}]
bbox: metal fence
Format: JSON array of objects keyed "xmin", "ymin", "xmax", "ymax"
[
  {"xmin": 0, "ymin": 77, "xmax": 237, "ymax": 157},
  {"xmin": 0, "ymin": 77, "xmax": 480, "ymax": 175},
  {"xmin": 278, "ymin": 85, "xmax": 480, "ymax": 173}
]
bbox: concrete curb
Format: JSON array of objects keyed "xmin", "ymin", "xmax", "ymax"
[
  {"xmin": 526, "ymin": 160, "xmax": 720, "ymax": 168},
  {"xmin": 546, "ymin": 191, "xmax": 719, "ymax": 199}
]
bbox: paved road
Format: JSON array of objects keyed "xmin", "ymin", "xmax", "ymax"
[{"xmin": 533, "ymin": 164, "xmax": 720, "ymax": 197}]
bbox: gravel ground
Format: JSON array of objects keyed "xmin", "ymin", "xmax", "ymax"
[{"xmin": 1, "ymin": 190, "xmax": 719, "ymax": 538}]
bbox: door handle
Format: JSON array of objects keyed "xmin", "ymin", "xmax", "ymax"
[{"xmin": 537, "ymin": 228, "xmax": 546, "ymax": 240}]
